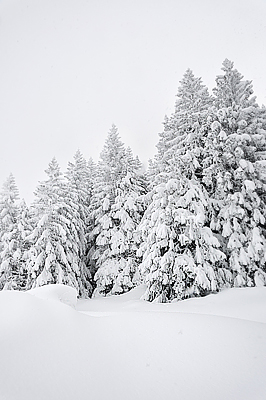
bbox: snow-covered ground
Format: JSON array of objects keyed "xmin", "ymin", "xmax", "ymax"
[{"xmin": 0, "ymin": 284, "xmax": 266, "ymax": 400}]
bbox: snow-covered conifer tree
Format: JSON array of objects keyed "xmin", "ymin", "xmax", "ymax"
[
  {"xmin": 66, "ymin": 150, "xmax": 94, "ymax": 210},
  {"xmin": 139, "ymin": 71, "xmax": 228, "ymax": 302},
  {"xmin": 204, "ymin": 60, "xmax": 266, "ymax": 287},
  {"xmin": 89, "ymin": 125, "xmax": 147, "ymax": 296},
  {"xmin": 65, "ymin": 150, "xmax": 95, "ymax": 292},
  {"xmin": 0, "ymin": 174, "xmax": 19, "ymax": 242},
  {"xmin": 11, "ymin": 199, "xmax": 35, "ymax": 289},
  {"xmin": 154, "ymin": 69, "xmax": 213, "ymax": 185},
  {"xmin": 0, "ymin": 174, "xmax": 24, "ymax": 289},
  {"xmin": 138, "ymin": 174, "xmax": 226, "ymax": 302},
  {"xmin": 88, "ymin": 125, "xmax": 126, "ymax": 270},
  {"xmin": 213, "ymin": 59, "xmax": 255, "ymax": 109},
  {"xmin": 26, "ymin": 158, "xmax": 92, "ymax": 296},
  {"xmin": 87, "ymin": 157, "xmax": 97, "ymax": 201}
]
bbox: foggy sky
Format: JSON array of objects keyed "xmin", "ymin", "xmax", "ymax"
[{"xmin": 1, "ymin": 0, "xmax": 266, "ymax": 203}]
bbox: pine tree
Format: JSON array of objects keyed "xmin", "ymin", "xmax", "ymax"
[
  {"xmin": 138, "ymin": 70, "xmax": 227, "ymax": 302},
  {"xmin": 12, "ymin": 199, "xmax": 35, "ymax": 289},
  {"xmin": 65, "ymin": 150, "xmax": 95, "ymax": 292},
  {"xmin": 0, "ymin": 174, "xmax": 19, "ymax": 244},
  {"xmin": 0, "ymin": 174, "xmax": 23, "ymax": 290},
  {"xmin": 154, "ymin": 69, "xmax": 213, "ymax": 185},
  {"xmin": 88, "ymin": 125, "xmax": 126, "ymax": 274},
  {"xmin": 87, "ymin": 157, "xmax": 97, "ymax": 202},
  {"xmin": 213, "ymin": 59, "xmax": 255, "ymax": 109},
  {"xmin": 138, "ymin": 176, "xmax": 226, "ymax": 302},
  {"xmin": 204, "ymin": 60, "xmax": 266, "ymax": 287},
  {"xmin": 66, "ymin": 150, "xmax": 94, "ymax": 211},
  {"xmin": 26, "ymin": 158, "xmax": 92, "ymax": 296},
  {"xmin": 94, "ymin": 168, "xmax": 147, "ymax": 296},
  {"xmin": 89, "ymin": 125, "xmax": 147, "ymax": 296}
]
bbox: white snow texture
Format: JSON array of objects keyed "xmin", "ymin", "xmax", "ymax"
[{"xmin": 0, "ymin": 284, "xmax": 266, "ymax": 400}]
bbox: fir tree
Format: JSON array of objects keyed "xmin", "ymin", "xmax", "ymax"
[
  {"xmin": 93, "ymin": 169, "xmax": 146, "ymax": 296},
  {"xmin": 204, "ymin": 60, "xmax": 266, "ymax": 287},
  {"xmin": 0, "ymin": 174, "xmax": 19, "ymax": 245},
  {"xmin": 154, "ymin": 69, "xmax": 213, "ymax": 184},
  {"xmin": 138, "ymin": 71, "xmax": 227, "ymax": 302},
  {"xmin": 12, "ymin": 199, "xmax": 35, "ymax": 289},
  {"xmin": 66, "ymin": 150, "xmax": 94, "ymax": 210},
  {"xmin": 26, "ymin": 158, "xmax": 92, "ymax": 296},
  {"xmin": 65, "ymin": 150, "xmax": 95, "ymax": 291},
  {"xmin": 87, "ymin": 157, "xmax": 97, "ymax": 202},
  {"xmin": 0, "ymin": 174, "xmax": 24, "ymax": 290},
  {"xmin": 88, "ymin": 125, "xmax": 127, "ymax": 276},
  {"xmin": 89, "ymin": 125, "xmax": 147, "ymax": 296},
  {"xmin": 138, "ymin": 176, "xmax": 226, "ymax": 302},
  {"xmin": 213, "ymin": 59, "xmax": 255, "ymax": 109}
]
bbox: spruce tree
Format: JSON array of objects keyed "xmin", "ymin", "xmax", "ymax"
[
  {"xmin": 89, "ymin": 125, "xmax": 146, "ymax": 296},
  {"xmin": 65, "ymin": 150, "xmax": 95, "ymax": 292},
  {"xmin": 154, "ymin": 69, "xmax": 213, "ymax": 185},
  {"xmin": 204, "ymin": 60, "xmax": 266, "ymax": 287},
  {"xmin": 139, "ymin": 70, "xmax": 227, "ymax": 302},
  {"xmin": 0, "ymin": 174, "xmax": 19, "ymax": 244},
  {"xmin": 66, "ymin": 150, "xmax": 94, "ymax": 211},
  {"xmin": 26, "ymin": 158, "xmax": 92, "ymax": 296},
  {"xmin": 138, "ymin": 176, "xmax": 226, "ymax": 302},
  {"xmin": 13, "ymin": 199, "xmax": 35, "ymax": 289},
  {"xmin": 0, "ymin": 174, "xmax": 24, "ymax": 290},
  {"xmin": 88, "ymin": 125, "xmax": 126, "ymax": 273}
]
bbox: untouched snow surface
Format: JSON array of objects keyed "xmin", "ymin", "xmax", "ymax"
[
  {"xmin": 28, "ymin": 283, "xmax": 77, "ymax": 308},
  {"xmin": 0, "ymin": 285, "xmax": 266, "ymax": 400}
]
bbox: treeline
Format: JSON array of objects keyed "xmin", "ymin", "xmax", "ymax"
[{"xmin": 1, "ymin": 59, "xmax": 266, "ymax": 302}]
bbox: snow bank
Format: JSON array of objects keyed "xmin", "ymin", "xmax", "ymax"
[
  {"xmin": 77, "ymin": 283, "xmax": 147, "ymax": 314},
  {"xmin": 0, "ymin": 285, "xmax": 266, "ymax": 400},
  {"xmin": 170, "ymin": 286, "xmax": 266, "ymax": 323},
  {"xmin": 28, "ymin": 283, "xmax": 77, "ymax": 308},
  {"xmin": 77, "ymin": 284, "xmax": 266, "ymax": 323}
]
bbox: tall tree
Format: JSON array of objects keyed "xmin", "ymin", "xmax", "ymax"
[
  {"xmin": 66, "ymin": 150, "xmax": 94, "ymax": 211},
  {"xmin": 138, "ymin": 70, "xmax": 227, "ymax": 302},
  {"xmin": 204, "ymin": 59, "xmax": 266, "ymax": 287},
  {"xmin": 88, "ymin": 125, "xmax": 127, "ymax": 273},
  {"xmin": 138, "ymin": 176, "xmax": 226, "ymax": 302},
  {"xmin": 65, "ymin": 150, "xmax": 95, "ymax": 290},
  {"xmin": 213, "ymin": 59, "xmax": 256, "ymax": 109},
  {"xmin": 26, "ymin": 158, "xmax": 92, "ymax": 296},
  {"xmin": 153, "ymin": 69, "xmax": 213, "ymax": 185},
  {"xmin": 89, "ymin": 125, "xmax": 147, "ymax": 296},
  {"xmin": 0, "ymin": 174, "xmax": 23, "ymax": 289}
]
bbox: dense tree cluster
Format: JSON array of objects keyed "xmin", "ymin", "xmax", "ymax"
[{"xmin": 1, "ymin": 60, "xmax": 266, "ymax": 302}]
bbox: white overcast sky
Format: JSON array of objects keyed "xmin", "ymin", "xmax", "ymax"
[{"xmin": 0, "ymin": 0, "xmax": 266, "ymax": 203}]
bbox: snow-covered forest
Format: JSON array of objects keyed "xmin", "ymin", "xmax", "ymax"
[{"xmin": 1, "ymin": 59, "xmax": 266, "ymax": 302}]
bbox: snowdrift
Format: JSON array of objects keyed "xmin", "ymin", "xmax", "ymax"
[
  {"xmin": 28, "ymin": 283, "xmax": 77, "ymax": 308},
  {"xmin": 0, "ymin": 284, "xmax": 266, "ymax": 400}
]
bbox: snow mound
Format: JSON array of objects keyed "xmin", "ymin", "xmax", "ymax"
[
  {"xmin": 1, "ymin": 286, "xmax": 266, "ymax": 400},
  {"xmin": 78, "ymin": 284, "xmax": 266, "ymax": 323},
  {"xmin": 76, "ymin": 285, "xmax": 147, "ymax": 316},
  {"xmin": 77, "ymin": 284, "xmax": 147, "ymax": 313},
  {"xmin": 170, "ymin": 286, "xmax": 266, "ymax": 323},
  {"xmin": 28, "ymin": 284, "xmax": 77, "ymax": 308}
]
